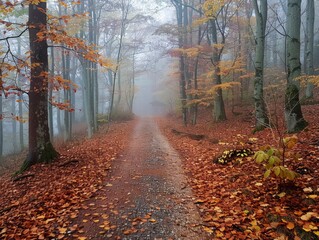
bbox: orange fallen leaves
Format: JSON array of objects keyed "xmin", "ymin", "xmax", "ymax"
[
  {"xmin": 0, "ymin": 122, "xmax": 132, "ymax": 239},
  {"xmin": 158, "ymin": 105, "xmax": 319, "ymax": 239}
]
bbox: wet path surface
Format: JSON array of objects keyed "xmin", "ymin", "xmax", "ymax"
[{"xmin": 75, "ymin": 118, "xmax": 207, "ymax": 239}]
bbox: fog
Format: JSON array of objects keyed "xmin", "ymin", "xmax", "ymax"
[{"xmin": 133, "ymin": 57, "xmax": 177, "ymax": 117}]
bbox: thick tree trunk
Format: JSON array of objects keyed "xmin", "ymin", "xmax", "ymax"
[
  {"xmin": 285, "ymin": 0, "xmax": 307, "ymax": 133},
  {"xmin": 21, "ymin": 2, "xmax": 58, "ymax": 171},
  {"xmin": 253, "ymin": 0, "xmax": 268, "ymax": 131}
]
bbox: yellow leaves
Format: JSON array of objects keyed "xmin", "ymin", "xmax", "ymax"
[
  {"xmin": 249, "ymin": 219, "xmax": 261, "ymax": 232},
  {"xmin": 300, "ymin": 212, "xmax": 318, "ymax": 221},
  {"xmin": 203, "ymin": 0, "xmax": 225, "ymax": 18},
  {"xmin": 171, "ymin": 46, "xmax": 204, "ymax": 58},
  {"xmin": 207, "ymin": 82, "xmax": 240, "ymax": 95},
  {"xmin": 296, "ymin": 74, "xmax": 319, "ymax": 87},
  {"xmin": 303, "ymin": 187, "xmax": 313, "ymax": 193},
  {"xmin": 277, "ymin": 192, "xmax": 286, "ymax": 198},
  {"xmin": 58, "ymin": 227, "xmax": 67, "ymax": 234},
  {"xmin": 203, "ymin": 226, "xmax": 214, "ymax": 233},
  {"xmin": 307, "ymin": 194, "xmax": 317, "ymax": 199},
  {"xmin": 283, "ymin": 135, "xmax": 298, "ymax": 149},
  {"xmin": 194, "ymin": 199, "xmax": 206, "ymax": 204},
  {"xmin": 302, "ymin": 222, "xmax": 318, "ymax": 232}
]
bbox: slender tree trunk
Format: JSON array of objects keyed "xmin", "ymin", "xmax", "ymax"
[
  {"xmin": 18, "ymin": 92, "xmax": 24, "ymax": 151},
  {"xmin": 172, "ymin": 0, "xmax": 187, "ymax": 125},
  {"xmin": 209, "ymin": 19, "xmax": 226, "ymax": 122},
  {"xmin": 305, "ymin": 0, "xmax": 315, "ymax": 98},
  {"xmin": 17, "ymin": 41, "xmax": 24, "ymax": 151},
  {"xmin": 0, "ymin": 70, "xmax": 3, "ymax": 159},
  {"xmin": 11, "ymin": 96, "xmax": 17, "ymax": 151},
  {"xmin": 108, "ymin": 0, "xmax": 129, "ymax": 122},
  {"xmin": 49, "ymin": 46, "xmax": 54, "ymax": 141},
  {"xmin": 253, "ymin": 0, "xmax": 268, "ymax": 131},
  {"xmin": 56, "ymin": 91, "xmax": 62, "ymax": 136},
  {"xmin": 21, "ymin": 1, "xmax": 58, "ymax": 171},
  {"xmin": 285, "ymin": 0, "xmax": 307, "ymax": 133}
]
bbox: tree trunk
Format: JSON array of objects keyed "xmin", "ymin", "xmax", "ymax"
[
  {"xmin": 49, "ymin": 46, "xmax": 54, "ymax": 141},
  {"xmin": 11, "ymin": 95, "xmax": 18, "ymax": 151},
  {"xmin": 305, "ymin": 0, "xmax": 315, "ymax": 98},
  {"xmin": 285, "ymin": 0, "xmax": 307, "ymax": 133},
  {"xmin": 21, "ymin": 1, "xmax": 58, "ymax": 171},
  {"xmin": 253, "ymin": 0, "xmax": 268, "ymax": 131},
  {"xmin": 17, "ymin": 41, "xmax": 24, "ymax": 151},
  {"xmin": 18, "ymin": 91, "xmax": 24, "ymax": 151},
  {"xmin": 172, "ymin": 0, "xmax": 187, "ymax": 125},
  {"xmin": 210, "ymin": 19, "xmax": 226, "ymax": 122},
  {"xmin": 0, "ymin": 70, "xmax": 2, "ymax": 159}
]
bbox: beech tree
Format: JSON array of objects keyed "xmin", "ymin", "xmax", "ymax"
[
  {"xmin": 21, "ymin": 1, "xmax": 58, "ymax": 171},
  {"xmin": 305, "ymin": 0, "xmax": 315, "ymax": 98},
  {"xmin": 253, "ymin": 0, "xmax": 269, "ymax": 130},
  {"xmin": 285, "ymin": 0, "xmax": 307, "ymax": 133},
  {"xmin": 171, "ymin": 0, "xmax": 188, "ymax": 125}
]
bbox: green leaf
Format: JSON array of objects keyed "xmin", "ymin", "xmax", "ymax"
[
  {"xmin": 264, "ymin": 169, "xmax": 271, "ymax": 178},
  {"xmin": 273, "ymin": 156, "xmax": 281, "ymax": 165},
  {"xmin": 268, "ymin": 156, "xmax": 275, "ymax": 166},
  {"xmin": 267, "ymin": 148, "xmax": 274, "ymax": 156},
  {"xmin": 286, "ymin": 169, "xmax": 298, "ymax": 180},
  {"xmin": 254, "ymin": 151, "xmax": 267, "ymax": 164},
  {"xmin": 273, "ymin": 166, "xmax": 281, "ymax": 176}
]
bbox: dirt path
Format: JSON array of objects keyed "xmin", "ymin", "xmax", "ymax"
[{"xmin": 73, "ymin": 118, "xmax": 207, "ymax": 239}]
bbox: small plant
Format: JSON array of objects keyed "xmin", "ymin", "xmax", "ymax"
[{"xmin": 253, "ymin": 135, "xmax": 299, "ymax": 181}]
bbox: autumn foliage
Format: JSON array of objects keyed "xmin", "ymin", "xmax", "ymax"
[
  {"xmin": 0, "ymin": 122, "xmax": 131, "ymax": 239},
  {"xmin": 159, "ymin": 104, "xmax": 319, "ymax": 239}
]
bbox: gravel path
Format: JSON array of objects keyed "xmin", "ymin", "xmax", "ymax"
[{"xmin": 74, "ymin": 118, "xmax": 207, "ymax": 239}]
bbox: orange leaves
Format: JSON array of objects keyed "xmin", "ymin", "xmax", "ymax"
[
  {"xmin": 159, "ymin": 109, "xmax": 319, "ymax": 239},
  {"xmin": 0, "ymin": 121, "xmax": 132, "ymax": 239}
]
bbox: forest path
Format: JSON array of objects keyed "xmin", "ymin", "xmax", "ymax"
[{"xmin": 74, "ymin": 117, "xmax": 207, "ymax": 239}]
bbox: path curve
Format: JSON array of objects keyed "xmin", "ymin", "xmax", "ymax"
[{"xmin": 74, "ymin": 118, "xmax": 207, "ymax": 239}]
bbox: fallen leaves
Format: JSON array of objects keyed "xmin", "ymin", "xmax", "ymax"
[
  {"xmin": 0, "ymin": 122, "xmax": 132, "ymax": 239},
  {"xmin": 159, "ymin": 105, "xmax": 319, "ymax": 239}
]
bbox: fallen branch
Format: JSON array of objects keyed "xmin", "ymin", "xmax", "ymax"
[
  {"xmin": 59, "ymin": 159, "xmax": 79, "ymax": 167},
  {"xmin": 171, "ymin": 129, "xmax": 205, "ymax": 140},
  {"xmin": 12, "ymin": 174, "xmax": 35, "ymax": 182}
]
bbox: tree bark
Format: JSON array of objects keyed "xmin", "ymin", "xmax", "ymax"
[
  {"xmin": 172, "ymin": 0, "xmax": 187, "ymax": 125},
  {"xmin": 21, "ymin": 1, "xmax": 58, "ymax": 171},
  {"xmin": 253, "ymin": 0, "xmax": 268, "ymax": 131},
  {"xmin": 285, "ymin": 0, "xmax": 307, "ymax": 133},
  {"xmin": 11, "ymin": 95, "xmax": 18, "ymax": 151},
  {"xmin": 209, "ymin": 19, "xmax": 226, "ymax": 122},
  {"xmin": 305, "ymin": 0, "xmax": 315, "ymax": 98},
  {"xmin": 0, "ymin": 71, "xmax": 2, "ymax": 159}
]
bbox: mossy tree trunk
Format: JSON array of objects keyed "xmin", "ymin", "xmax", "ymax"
[
  {"xmin": 21, "ymin": 1, "xmax": 58, "ymax": 172},
  {"xmin": 285, "ymin": 0, "xmax": 307, "ymax": 133},
  {"xmin": 253, "ymin": 0, "xmax": 269, "ymax": 131}
]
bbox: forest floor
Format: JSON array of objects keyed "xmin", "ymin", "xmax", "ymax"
[{"xmin": 0, "ymin": 103, "xmax": 318, "ymax": 240}]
